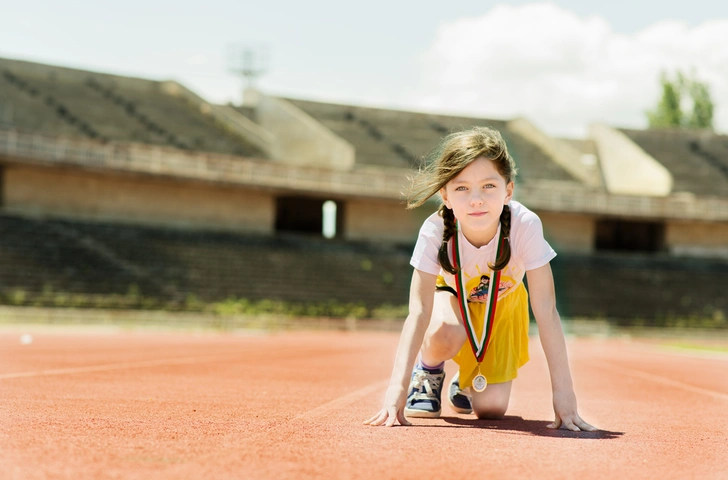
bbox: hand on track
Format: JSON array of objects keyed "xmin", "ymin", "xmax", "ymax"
[
  {"xmin": 548, "ymin": 389, "xmax": 598, "ymax": 432},
  {"xmin": 363, "ymin": 407, "xmax": 411, "ymax": 427},
  {"xmin": 363, "ymin": 385, "xmax": 411, "ymax": 427}
]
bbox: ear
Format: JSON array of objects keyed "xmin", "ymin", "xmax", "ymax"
[
  {"xmin": 439, "ymin": 187, "xmax": 451, "ymax": 209},
  {"xmin": 504, "ymin": 181, "xmax": 514, "ymax": 204}
]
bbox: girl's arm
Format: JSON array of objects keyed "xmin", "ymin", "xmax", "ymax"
[
  {"xmin": 364, "ymin": 268, "xmax": 437, "ymax": 427},
  {"xmin": 526, "ymin": 263, "xmax": 597, "ymax": 432}
]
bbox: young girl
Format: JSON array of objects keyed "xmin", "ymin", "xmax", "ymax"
[{"xmin": 364, "ymin": 126, "xmax": 596, "ymax": 431}]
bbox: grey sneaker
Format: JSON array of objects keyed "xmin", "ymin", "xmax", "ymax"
[
  {"xmin": 404, "ymin": 365, "xmax": 445, "ymax": 418},
  {"xmin": 448, "ymin": 371, "xmax": 473, "ymax": 414}
]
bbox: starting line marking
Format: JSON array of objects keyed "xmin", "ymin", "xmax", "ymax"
[
  {"xmin": 598, "ymin": 362, "xmax": 728, "ymax": 402},
  {"xmin": 0, "ymin": 355, "xmax": 236, "ymax": 380}
]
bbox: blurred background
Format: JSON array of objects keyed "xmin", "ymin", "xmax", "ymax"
[{"xmin": 0, "ymin": 0, "xmax": 726, "ymax": 330}]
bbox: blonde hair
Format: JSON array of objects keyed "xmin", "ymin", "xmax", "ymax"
[{"xmin": 406, "ymin": 126, "xmax": 517, "ymax": 273}]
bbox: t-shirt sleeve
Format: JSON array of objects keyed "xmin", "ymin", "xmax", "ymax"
[
  {"xmin": 410, "ymin": 216, "xmax": 443, "ymax": 275},
  {"xmin": 515, "ymin": 212, "xmax": 557, "ymax": 271}
]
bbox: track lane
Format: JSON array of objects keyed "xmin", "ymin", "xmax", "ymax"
[{"xmin": 1, "ymin": 330, "xmax": 727, "ymax": 479}]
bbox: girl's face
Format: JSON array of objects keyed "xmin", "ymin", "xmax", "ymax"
[{"xmin": 440, "ymin": 157, "xmax": 514, "ymax": 246}]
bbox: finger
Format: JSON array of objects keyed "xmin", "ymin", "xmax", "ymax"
[
  {"xmin": 384, "ymin": 408, "xmax": 398, "ymax": 427},
  {"xmin": 576, "ymin": 419, "xmax": 598, "ymax": 432},
  {"xmin": 362, "ymin": 412, "xmax": 379, "ymax": 425},
  {"xmin": 363, "ymin": 411, "xmax": 387, "ymax": 426},
  {"xmin": 546, "ymin": 415, "xmax": 561, "ymax": 430},
  {"xmin": 562, "ymin": 419, "xmax": 581, "ymax": 432},
  {"xmin": 397, "ymin": 409, "xmax": 412, "ymax": 427},
  {"xmin": 370, "ymin": 415, "xmax": 389, "ymax": 426}
]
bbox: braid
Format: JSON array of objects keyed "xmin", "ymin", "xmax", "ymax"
[
  {"xmin": 490, "ymin": 205, "xmax": 512, "ymax": 271},
  {"xmin": 437, "ymin": 205, "xmax": 458, "ymax": 274}
]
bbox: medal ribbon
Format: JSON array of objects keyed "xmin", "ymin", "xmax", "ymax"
[{"xmin": 451, "ymin": 220, "xmax": 505, "ymax": 363}]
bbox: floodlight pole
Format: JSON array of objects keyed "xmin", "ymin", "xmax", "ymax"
[{"xmin": 228, "ymin": 45, "xmax": 269, "ymax": 106}]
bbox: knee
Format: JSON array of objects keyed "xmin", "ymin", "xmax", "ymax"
[
  {"xmin": 474, "ymin": 401, "xmax": 509, "ymax": 419},
  {"xmin": 424, "ymin": 322, "xmax": 465, "ymax": 354},
  {"xmin": 474, "ymin": 405, "xmax": 508, "ymax": 420}
]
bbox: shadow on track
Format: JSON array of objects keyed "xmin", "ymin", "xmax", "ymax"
[{"xmin": 424, "ymin": 416, "xmax": 625, "ymax": 439}]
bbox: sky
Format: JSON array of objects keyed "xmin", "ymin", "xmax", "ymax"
[{"xmin": 2, "ymin": 1, "xmax": 728, "ymax": 137}]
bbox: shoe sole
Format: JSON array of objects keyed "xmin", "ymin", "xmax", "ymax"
[
  {"xmin": 404, "ymin": 407, "xmax": 441, "ymax": 418},
  {"xmin": 447, "ymin": 400, "xmax": 473, "ymax": 415}
]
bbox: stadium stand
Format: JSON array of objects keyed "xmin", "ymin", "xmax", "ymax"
[
  {"xmin": 621, "ymin": 128, "xmax": 728, "ymax": 197},
  {"xmin": 236, "ymin": 105, "xmax": 257, "ymax": 122},
  {"xmin": 0, "ymin": 214, "xmax": 169, "ymax": 298},
  {"xmin": 551, "ymin": 252, "xmax": 728, "ymax": 322},
  {"xmin": 284, "ymin": 98, "xmax": 588, "ymax": 186},
  {"xmin": 0, "ymin": 57, "xmax": 265, "ymax": 157},
  {"xmin": 1, "ymin": 212, "xmax": 725, "ymax": 321},
  {"xmin": 2, "ymin": 56, "xmax": 727, "ymax": 325},
  {"xmin": 0, "ymin": 214, "xmax": 412, "ymax": 308}
]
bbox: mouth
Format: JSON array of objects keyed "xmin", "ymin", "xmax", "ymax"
[{"xmin": 469, "ymin": 212, "xmax": 487, "ymax": 217}]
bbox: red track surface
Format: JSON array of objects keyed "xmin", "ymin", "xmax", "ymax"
[{"xmin": 1, "ymin": 327, "xmax": 727, "ymax": 479}]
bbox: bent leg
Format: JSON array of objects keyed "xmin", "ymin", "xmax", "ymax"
[
  {"xmin": 471, "ymin": 381, "xmax": 512, "ymax": 419},
  {"xmin": 420, "ymin": 290, "xmax": 467, "ymax": 366}
]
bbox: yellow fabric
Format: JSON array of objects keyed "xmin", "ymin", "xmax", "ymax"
[{"xmin": 443, "ymin": 278, "xmax": 531, "ymax": 387}]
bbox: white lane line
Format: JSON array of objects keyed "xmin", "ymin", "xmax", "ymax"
[
  {"xmin": 294, "ymin": 380, "xmax": 388, "ymax": 421},
  {"xmin": 597, "ymin": 362, "xmax": 728, "ymax": 401},
  {"xmin": 0, "ymin": 355, "xmax": 235, "ymax": 380}
]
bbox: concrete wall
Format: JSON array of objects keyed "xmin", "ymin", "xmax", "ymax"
[
  {"xmin": 255, "ymin": 94, "xmax": 355, "ymax": 170},
  {"xmin": 6, "ymin": 163, "xmax": 727, "ymax": 259},
  {"xmin": 590, "ymin": 123, "xmax": 673, "ymax": 196},
  {"xmin": 537, "ymin": 211, "xmax": 596, "ymax": 254},
  {"xmin": 665, "ymin": 220, "xmax": 728, "ymax": 258},
  {"xmin": 3, "ymin": 165, "xmax": 275, "ymax": 233},
  {"xmin": 507, "ymin": 118, "xmax": 602, "ymax": 188},
  {"xmin": 344, "ymin": 199, "xmax": 430, "ymax": 244},
  {"xmin": 538, "ymin": 212, "xmax": 728, "ymax": 258},
  {"xmin": 344, "ymin": 203, "xmax": 598, "ymax": 251}
]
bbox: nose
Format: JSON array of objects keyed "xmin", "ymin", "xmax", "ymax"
[{"xmin": 470, "ymin": 191, "xmax": 484, "ymax": 206}]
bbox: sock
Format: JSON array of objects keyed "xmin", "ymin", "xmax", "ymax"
[{"xmin": 418, "ymin": 358, "xmax": 444, "ymax": 373}]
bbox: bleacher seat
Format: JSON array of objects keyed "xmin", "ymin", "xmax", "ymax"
[
  {"xmin": 1, "ymin": 214, "xmax": 725, "ymax": 321},
  {"xmin": 286, "ymin": 98, "xmax": 584, "ymax": 186},
  {"xmin": 621, "ymin": 128, "xmax": 728, "ymax": 197},
  {"xmin": 0, "ymin": 57, "xmax": 265, "ymax": 158}
]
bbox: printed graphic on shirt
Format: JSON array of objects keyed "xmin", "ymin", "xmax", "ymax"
[{"xmin": 466, "ymin": 272, "xmax": 516, "ymax": 303}]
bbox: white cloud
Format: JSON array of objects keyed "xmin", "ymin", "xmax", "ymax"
[
  {"xmin": 185, "ymin": 53, "xmax": 210, "ymax": 67},
  {"xmin": 409, "ymin": 3, "xmax": 728, "ymax": 137}
]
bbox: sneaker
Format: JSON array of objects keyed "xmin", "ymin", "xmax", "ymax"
[
  {"xmin": 404, "ymin": 365, "xmax": 445, "ymax": 418},
  {"xmin": 447, "ymin": 371, "xmax": 473, "ymax": 414}
]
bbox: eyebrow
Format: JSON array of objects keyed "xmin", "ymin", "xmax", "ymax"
[{"xmin": 451, "ymin": 177, "xmax": 501, "ymax": 184}]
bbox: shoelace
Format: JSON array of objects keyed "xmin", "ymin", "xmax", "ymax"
[{"xmin": 409, "ymin": 370, "xmax": 444, "ymax": 401}]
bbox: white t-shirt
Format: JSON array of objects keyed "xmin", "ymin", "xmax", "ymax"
[{"xmin": 410, "ymin": 200, "xmax": 556, "ymax": 302}]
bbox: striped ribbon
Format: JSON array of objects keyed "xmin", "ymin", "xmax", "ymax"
[{"xmin": 451, "ymin": 220, "xmax": 504, "ymax": 363}]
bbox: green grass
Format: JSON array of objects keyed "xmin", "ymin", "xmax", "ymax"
[
  {"xmin": 0, "ymin": 287, "xmax": 409, "ymax": 320},
  {"xmin": 658, "ymin": 341, "xmax": 728, "ymax": 354}
]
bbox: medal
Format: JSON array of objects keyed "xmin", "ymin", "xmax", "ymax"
[
  {"xmin": 451, "ymin": 220, "xmax": 505, "ymax": 393},
  {"xmin": 472, "ymin": 373, "xmax": 487, "ymax": 393}
]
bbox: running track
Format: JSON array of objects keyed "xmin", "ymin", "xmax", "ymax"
[{"xmin": 1, "ymin": 328, "xmax": 727, "ymax": 479}]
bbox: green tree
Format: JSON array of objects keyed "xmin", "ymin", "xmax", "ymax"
[
  {"xmin": 646, "ymin": 70, "xmax": 714, "ymax": 130},
  {"xmin": 647, "ymin": 73, "xmax": 682, "ymax": 128},
  {"xmin": 685, "ymin": 76, "xmax": 714, "ymax": 129}
]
